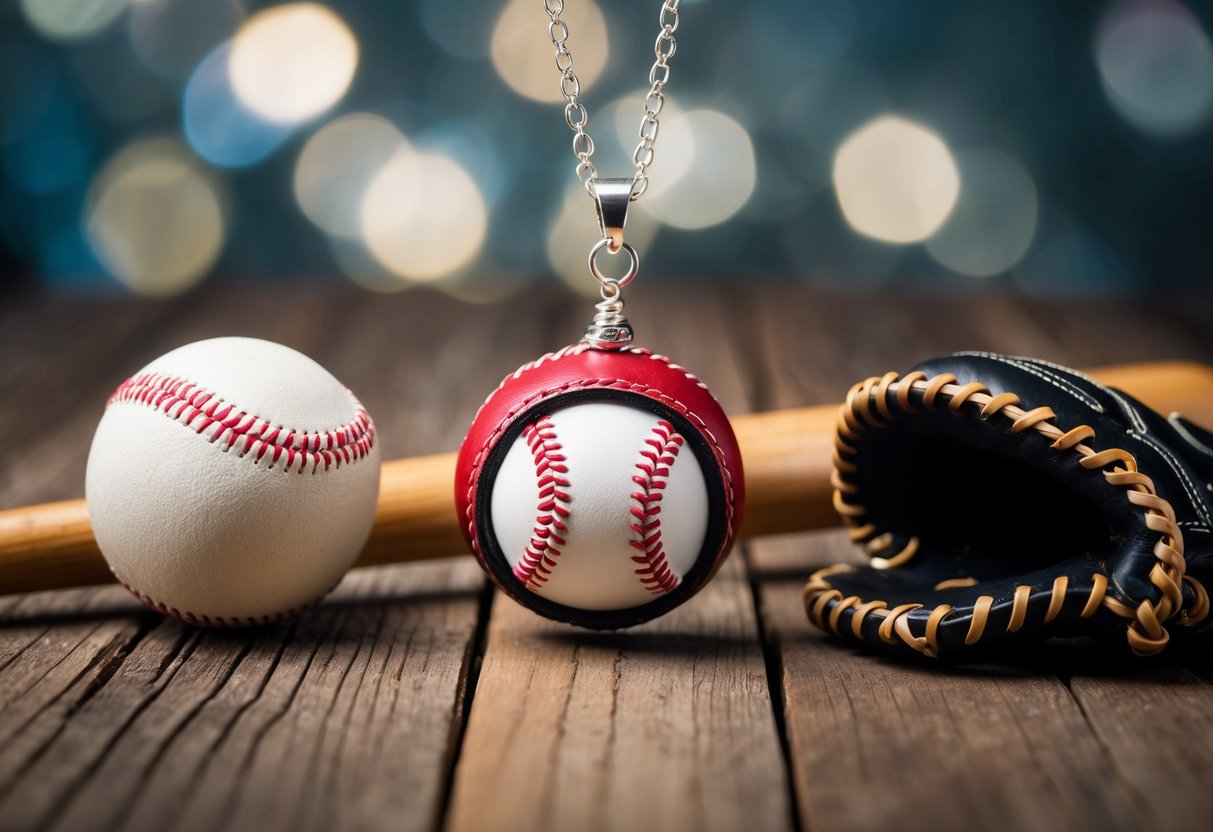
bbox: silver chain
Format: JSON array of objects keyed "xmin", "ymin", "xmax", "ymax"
[{"xmin": 544, "ymin": 0, "xmax": 680, "ymax": 201}]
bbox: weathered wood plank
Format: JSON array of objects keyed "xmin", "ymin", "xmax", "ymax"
[
  {"xmin": 447, "ymin": 554, "xmax": 790, "ymax": 832},
  {"xmin": 1061, "ymin": 655, "xmax": 1213, "ymax": 828},
  {"xmin": 0, "ymin": 589, "xmax": 146, "ymax": 783},
  {"xmin": 750, "ymin": 533, "xmax": 1151, "ymax": 831},
  {"xmin": 0, "ymin": 561, "xmax": 484, "ymax": 832},
  {"xmin": 747, "ymin": 288, "xmax": 1213, "ymax": 832},
  {"xmin": 2, "ymin": 284, "xmax": 1213, "ymax": 832},
  {"xmin": 0, "ymin": 284, "xmax": 515, "ymax": 832},
  {"xmin": 446, "ymin": 288, "xmax": 794, "ymax": 832}
]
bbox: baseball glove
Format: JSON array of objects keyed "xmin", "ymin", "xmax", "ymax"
[{"xmin": 805, "ymin": 352, "xmax": 1212, "ymax": 661}]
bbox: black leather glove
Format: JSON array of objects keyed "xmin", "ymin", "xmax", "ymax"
[{"xmin": 805, "ymin": 352, "xmax": 1211, "ymax": 661}]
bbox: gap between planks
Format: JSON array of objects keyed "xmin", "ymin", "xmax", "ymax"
[
  {"xmin": 3, "ymin": 286, "xmax": 1213, "ymax": 831},
  {"xmin": 746, "ymin": 288, "xmax": 1213, "ymax": 832},
  {"xmin": 443, "ymin": 286, "xmax": 798, "ymax": 832},
  {"xmin": 0, "ymin": 286, "xmax": 534, "ymax": 832}
]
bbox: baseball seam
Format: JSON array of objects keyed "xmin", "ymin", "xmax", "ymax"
[
  {"xmin": 512, "ymin": 417, "xmax": 571, "ymax": 591},
  {"xmin": 630, "ymin": 419, "xmax": 684, "ymax": 594},
  {"xmin": 465, "ymin": 376, "xmax": 737, "ymax": 572},
  {"xmin": 109, "ymin": 373, "xmax": 376, "ymax": 473},
  {"xmin": 116, "ymin": 574, "xmax": 333, "ymax": 627}
]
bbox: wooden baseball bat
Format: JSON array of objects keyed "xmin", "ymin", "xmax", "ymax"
[{"xmin": 2, "ymin": 360, "xmax": 1212, "ymax": 597}]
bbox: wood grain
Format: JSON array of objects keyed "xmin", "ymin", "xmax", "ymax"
[
  {"xmin": 746, "ymin": 288, "xmax": 1213, "ymax": 832},
  {"xmin": 0, "ymin": 563, "xmax": 484, "ymax": 832},
  {"xmin": 445, "ymin": 286, "xmax": 794, "ymax": 832},
  {"xmin": 446, "ymin": 555, "xmax": 790, "ymax": 832},
  {"xmin": 2, "ymin": 283, "xmax": 1213, "ymax": 832},
  {"xmin": 751, "ymin": 534, "xmax": 1152, "ymax": 831},
  {"xmin": 0, "ymin": 287, "xmax": 495, "ymax": 832},
  {"xmin": 1059, "ymin": 658, "xmax": 1213, "ymax": 829}
]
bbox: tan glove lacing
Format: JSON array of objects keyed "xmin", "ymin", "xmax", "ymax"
[{"xmin": 806, "ymin": 371, "xmax": 1211, "ymax": 657}]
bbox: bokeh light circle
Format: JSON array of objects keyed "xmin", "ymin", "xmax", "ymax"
[
  {"xmin": 229, "ymin": 3, "xmax": 359, "ymax": 125},
  {"xmin": 86, "ymin": 137, "xmax": 226, "ymax": 296},
  {"xmin": 327, "ymin": 234, "xmax": 416, "ymax": 294},
  {"xmin": 639, "ymin": 110, "xmax": 756, "ymax": 230},
  {"xmin": 832, "ymin": 115, "xmax": 960, "ymax": 244},
  {"xmin": 19, "ymin": 0, "xmax": 128, "ymax": 42},
  {"xmin": 183, "ymin": 41, "xmax": 295, "ymax": 169},
  {"xmin": 1096, "ymin": 0, "xmax": 1213, "ymax": 138},
  {"xmin": 414, "ymin": 118, "xmax": 509, "ymax": 208},
  {"xmin": 606, "ymin": 92, "xmax": 691, "ymax": 200},
  {"xmin": 360, "ymin": 150, "xmax": 487, "ymax": 282},
  {"xmin": 491, "ymin": 0, "xmax": 608, "ymax": 103},
  {"xmin": 294, "ymin": 114, "xmax": 408, "ymax": 239},
  {"xmin": 926, "ymin": 149, "xmax": 1038, "ymax": 277}
]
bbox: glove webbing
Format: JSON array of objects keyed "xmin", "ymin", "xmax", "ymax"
[{"xmin": 807, "ymin": 371, "xmax": 1211, "ymax": 657}]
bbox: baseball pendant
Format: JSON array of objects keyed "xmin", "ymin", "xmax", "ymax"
[{"xmin": 455, "ymin": 342, "xmax": 744, "ymax": 629}]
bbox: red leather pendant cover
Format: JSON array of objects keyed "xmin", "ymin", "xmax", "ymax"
[{"xmin": 454, "ymin": 343, "xmax": 745, "ymax": 628}]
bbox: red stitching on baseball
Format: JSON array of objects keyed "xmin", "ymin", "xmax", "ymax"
[
  {"xmin": 512, "ymin": 416, "xmax": 572, "ymax": 591},
  {"xmin": 108, "ymin": 374, "xmax": 376, "ymax": 473},
  {"xmin": 630, "ymin": 419, "xmax": 684, "ymax": 594},
  {"xmin": 115, "ymin": 574, "xmax": 331, "ymax": 627}
]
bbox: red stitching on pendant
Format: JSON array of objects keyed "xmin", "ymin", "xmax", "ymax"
[
  {"xmin": 107, "ymin": 373, "xmax": 376, "ymax": 473},
  {"xmin": 512, "ymin": 416, "xmax": 572, "ymax": 591},
  {"xmin": 466, "ymin": 377, "xmax": 738, "ymax": 568},
  {"xmin": 464, "ymin": 344, "xmax": 738, "ymax": 579},
  {"xmin": 630, "ymin": 419, "xmax": 683, "ymax": 594}
]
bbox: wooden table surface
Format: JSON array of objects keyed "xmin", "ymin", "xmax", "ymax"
[{"xmin": 2, "ymin": 283, "xmax": 1212, "ymax": 832}]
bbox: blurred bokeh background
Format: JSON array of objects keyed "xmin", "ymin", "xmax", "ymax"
[{"xmin": 1, "ymin": 0, "xmax": 1211, "ymax": 301}]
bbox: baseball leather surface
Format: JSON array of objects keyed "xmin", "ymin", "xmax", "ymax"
[
  {"xmin": 491, "ymin": 401, "xmax": 709, "ymax": 611},
  {"xmin": 456, "ymin": 342, "xmax": 744, "ymax": 628},
  {"xmin": 86, "ymin": 337, "xmax": 380, "ymax": 625}
]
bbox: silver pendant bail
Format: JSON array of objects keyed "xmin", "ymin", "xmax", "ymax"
[
  {"xmin": 584, "ymin": 179, "xmax": 637, "ymax": 350},
  {"xmin": 593, "ymin": 178, "xmax": 633, "ymax": 253}
]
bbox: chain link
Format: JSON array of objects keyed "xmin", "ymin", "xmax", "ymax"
[{"xmin": 544, "ymin": 0, "xmax": 680, "ymax": 201}]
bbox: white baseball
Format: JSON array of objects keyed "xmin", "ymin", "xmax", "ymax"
[
  {"xmin": 490, "ymin": 401, "xmax": 709, "ymax": 611},
  {"xmin": 85, "ymin": 337, "xmax": 380, "ymax": 625}
]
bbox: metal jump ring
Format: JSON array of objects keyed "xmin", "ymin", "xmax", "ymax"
[
  {"xmin": 599, "ymin": 277, "xmax": 622, "ymax": 301},
  {"xmin": 588, "ymin": 239, "xmax": 639, "ymax": 288}
]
